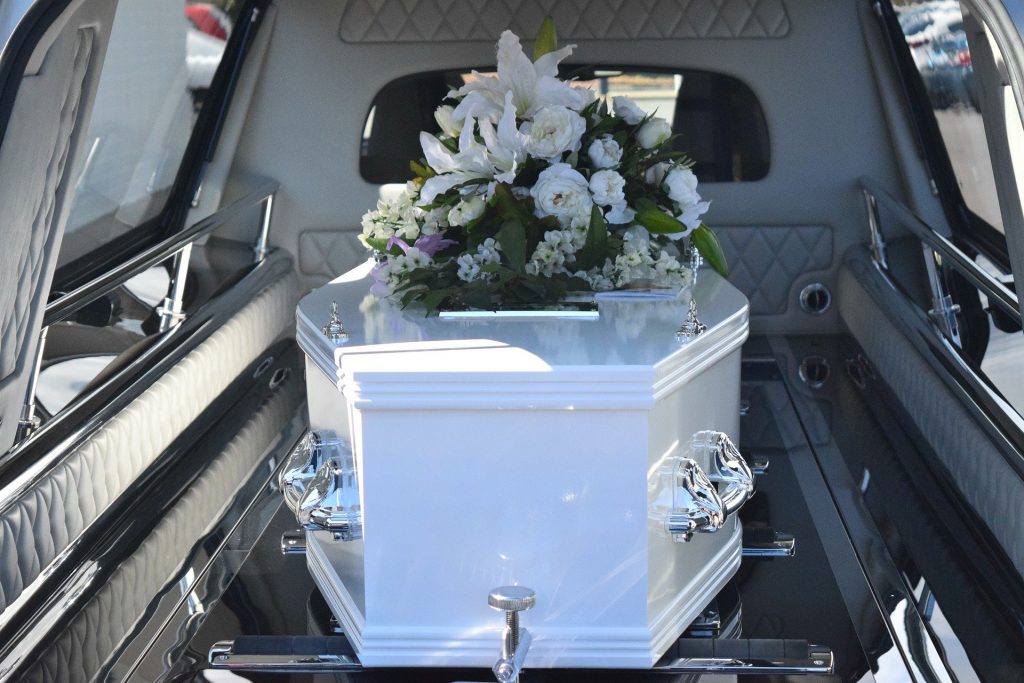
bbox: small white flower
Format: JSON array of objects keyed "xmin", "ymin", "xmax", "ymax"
[
  {"xmin": 637, "ymin": 118, "xmax": 672, "ymax": 149},
  {"xmin": 589, "ymin": 169, "xmax": 625, "ymax": 207},
  {"xmin": 448, "ymin": 195, "xmax": 486, "ymax": 226},
  {"xmin": 663, "ymin": 168, "xmax": 701, "ymax": 206},
  {"xmin": 529, "ymin": 163, "xmax": 593, "ymax": 225},
  {"xmin": 587, "ymin": 135, "xmax": 622, "ymax": 169},
  {"xmin": 457, "ymin": 254, "xmax": 481, "ymax": 282},
  {"xmin": 612, "ymin": 96, "xmax": 647, "ymax": 125},
  {"xmin": 524, "ymin": 106, "xmax": 586, "ymax": 161},
  {"xmin": 434, "ymin": 104, "xmax": 462, "ymax": 137}
]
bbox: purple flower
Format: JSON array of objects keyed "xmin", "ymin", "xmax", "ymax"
[{"xmin": 414, "ymin": 233, "xmax": 456, "ymax": 256}]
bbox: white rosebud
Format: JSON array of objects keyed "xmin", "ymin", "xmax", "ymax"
[
  {"xmin": 663, "ymin": 167, "xmax": 701, "ymax": 207},
  {"xmin": 612, "ymin": 96, "xmax": 647, "ymax": 125},
  {"xmin": 434, "ymin": 104, "xmax": 462, "ymax": 137},
  {"xmin": 447, "ymin": 195, "xmax": 485, "ymax": 226},
  {"xmin": 637, "ymin": 118, "xmax": 672, "ymax": 149},
  {"xmin": 645, "ymin": 162, "xmax": 670, "ymax": 187},
  {"xmin": 525, "ymin": 106, "xmax": 586, "ymax": 161},
  {"xmin": 529, "ymin": 163, "xmax": 593, "ymax": 225},
  {"xmin": 587, "ymin": 135, "xmax": 622, "ymax": 169},
  {"xmin": 589, "ymin": 169, "xmax": 626, "ymax": 207}
]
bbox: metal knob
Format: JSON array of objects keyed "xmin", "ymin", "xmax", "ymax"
[
  {"xmin": 322, "ymin": 301, "xmax": 348, "ymax": 342},
  {"xmin": 488, "ymin": 586, "xmax": 535, "ymax": 683},
  {"xmin": 488, "ymin": 586, "xmax": 536, "ymax": 613},
  {"xmin": 676, "ymin": 299, "xmax": 707, "ymax": 341}
]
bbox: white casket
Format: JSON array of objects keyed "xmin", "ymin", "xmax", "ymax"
[{"xmin": 288, "ymin": 261, "xmax": 750, "ymax": 669}]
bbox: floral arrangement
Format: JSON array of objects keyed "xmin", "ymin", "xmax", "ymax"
[{"xmin": 360, "ymin": 19, "xmax": 726, "ymax": 313}]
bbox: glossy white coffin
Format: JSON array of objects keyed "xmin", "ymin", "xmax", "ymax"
[{"xmin": 295, "ymin": 262, "xmax": 749, "ymax": 669}]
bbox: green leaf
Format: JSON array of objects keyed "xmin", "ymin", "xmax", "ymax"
[
  {"xmin": 577, "ymin": 205, "xmax": 609, "ymax": 270},
  {"xmin": 363, "ymin": 236, "xmax": 391, "ymax": 253},
  {"xmin": 691, "ymin": 224, "xmax": 728, "ymax": 277},
  {"xmin": 497, "ymin": 218, "xmax": 527, "ymax": 273},
  {"xmin": 533, "ymin": 16, "xmax": 558, "ymax": 60},
  {"xmin": 409, "ymin": 160, "xmax": 435, "ymax": 179},
  {"xmin": 421, "ymin": 289, "xmax": 451, "ymax": 315},
  {"xmin": 636, "ymin": 204, "xmax": 687, "ymax": 235}
]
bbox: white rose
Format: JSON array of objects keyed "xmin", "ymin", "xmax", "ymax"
[
  {"xmin": 637, "ymin": 118, "xmax": 672, "ymax": 149},
  {"xmin": 664, "ymin": 168, "xmax": 701, "ymax": 207},
  {"xmin": 530, "ymin": 163, "xmax": 593, "ymax": 225},
  {"xmin": 434, "ymin": 104, "xmax": 462, "ymax": 137},
  {"xmin": 525, "ymin": 106, "xmax": 586, "ymax": 161},
  {"xmin": 612, "ymin": 96, "xmax": 647, "ymax": 125},
  {"xmin": 447, "ymin": 195, "xmax": 486, "ymax": 226},
  {"xmin": 589, "ymin": 169, "xmax": 625, "ymax": 207},
  {"xmin": 587, "ymin": 135, "xmax": 622, "ymax": 169},
  {"xmin": 606, "ymin": 203, "xmax": 636, "ymax": 225}
]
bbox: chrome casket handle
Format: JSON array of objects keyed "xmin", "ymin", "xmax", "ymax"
[
  {"xmin": 666, "ymin": 458, "xmax": 726, "ymax": 541},
  {"xmin": 279, "ymin": 430, "xmax": 350, "ymax": 515},
  {"xmin": 694, "ymin": 430, "xmax": 754, "ymax": 517},
  {"xmin": 666, "ymin": 431, "xmax": 754, "ymax": 542},
  {"xmin": 295, "ymin": 444, "xmax": 362, "ymax": 541}
]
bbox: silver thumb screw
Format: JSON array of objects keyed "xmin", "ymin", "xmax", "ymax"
[{"xmin": 488, "ymin": 586, "xmax": 535, "ymax": 659}]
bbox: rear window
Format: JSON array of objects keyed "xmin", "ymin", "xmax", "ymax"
[{"xmin": 360, "ymin": 67, "xmax": 770, "ymax": 184}]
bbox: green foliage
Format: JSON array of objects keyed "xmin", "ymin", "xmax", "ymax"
[
  {"xmin": 577, "ymin": 205, "xmax": 609, "ymax": 270},
  {"xmin": 533, "ymin": 16, "xmax": 558, "ymax": 60},
  {"xmin": 691, "ymin": 224, "xmax": 729, "ymax": 276}
]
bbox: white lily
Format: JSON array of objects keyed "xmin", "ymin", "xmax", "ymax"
[
  {"xmin": 417, "ymin": 123, "xmax": 495, "ymax": 205},
  {"xmin": 478, "ymin": 92, "xmax": 529, "ymax": 183},
  {"xmin": 451, "ymin": 30, "xmax": 589, "ymax": 122}
]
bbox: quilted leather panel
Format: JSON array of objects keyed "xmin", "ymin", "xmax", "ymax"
[
  {"xmin": 839, "ymin": 253, "xmax": 1024, "ymax": 577},
  {"xmin": 0, "ymin": 271, "xmax": 299, "ymax": 614},
  {"xmin": 715, "ymin": 225, "xmax": 833, "ymax": 315},
  {"xmin": 339, "ymin": 0, "xmax": 790, "ymax": 43},
  {"xmin": 299, "ymin": 229, "xmax": 365, "ymax": 279},
  {"xmin": 20, "ymin": 378, "xmax": 301, "ymax": 683}
]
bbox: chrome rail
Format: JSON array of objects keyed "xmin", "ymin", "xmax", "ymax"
[
  {"xmin": 859, "ymin": 176, "xmax": 1021, "ymax": 329},
  {"xmin": 44, "ymin": 179, "xmax": 279, "ymax": 326}
]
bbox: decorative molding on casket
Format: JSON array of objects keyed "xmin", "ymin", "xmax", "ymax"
[
  {"xmin": 714, "ymin": 225, "xmax": 833, "ymax": 316},
  {"xmin": 338, "ymin": 0, "xmax": 791, "ymax": 43}
]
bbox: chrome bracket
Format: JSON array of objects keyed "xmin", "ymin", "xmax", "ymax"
[
  {"xmin": 655, "ymin": 642, "xmax": 834, "ymax": 675},
  {"xmin": 208, "ymin": 639, "xmax": 362, "ymax": 672},
  {"xmin": 742, "ymin": 528, "xmax": 796, "ymax": 558},
  {"xmin": 280, "ymin": 529, "xmax": 306, "ymax": 555}
]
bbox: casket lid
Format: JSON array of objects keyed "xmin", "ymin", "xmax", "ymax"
[{"xmin": 297, "ymin": 261, "xmax": 748, "ymax": 409}]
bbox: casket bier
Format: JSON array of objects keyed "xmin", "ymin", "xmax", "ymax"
[{"xmin": 288, "ymin": 262, "xmax": 751, "ymax": 669}]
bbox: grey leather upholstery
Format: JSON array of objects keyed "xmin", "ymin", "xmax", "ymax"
[
  {"xmin": 0, "ymin": 0, "xmax": 116, "ymax": 453},
  {"xmin": 0, "ymin": 271, "xmax": 299, "ymax": 615},
  {"xmin": 838, "ymin": 248, "xmax": 1024, "ymax": 578},
  {"xmin": 716, "ymin": 225, "xmax": 832, "ymax": 316},
  {"xmin": 20, "ymin": 372, "xmax": 302, "ymax": 683},
  {"xmin": 339, "ymin": 0, "xmax": 791, "ymax": 42}
]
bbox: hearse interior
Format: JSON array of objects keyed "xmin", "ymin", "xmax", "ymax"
[{"xmin": 0, "ymin": 0, "xmax": 1022, "ymax": 681}]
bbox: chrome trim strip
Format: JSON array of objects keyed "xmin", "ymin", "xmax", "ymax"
[
  {"xmin": 859, "ymin": 176, "xmax": 1020, "ymax": 326},
  {"xmin": 44, "ymin": 180, "xmax": 279, "ymax": 326}
]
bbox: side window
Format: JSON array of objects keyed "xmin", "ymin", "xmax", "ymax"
[
  {"xmin": 37, "ymin": 0, "xmax": 243, "ymax": 422},
  {"xmin": 360, "ymin": 67, "xmax": 769, "ymax": 185},
  {"xmin": 57, "ymin": 0, "xmax": 240, "ymax": 271},
  {"xmin": 888, "ymin": 0, "xmax": 1024, "ymax": 416}
]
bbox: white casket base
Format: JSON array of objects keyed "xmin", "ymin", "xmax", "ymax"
[{"xmin": 296, "ymin": 262, "xmax": 749, "ymax": 669}]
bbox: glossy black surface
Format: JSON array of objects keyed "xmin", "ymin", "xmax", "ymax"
[{"xmin": 19, "ymin": 336, "xmax": 1023, "ymax": 682}]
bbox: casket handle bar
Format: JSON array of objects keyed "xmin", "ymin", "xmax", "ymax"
[
  {"xmin": 280, "ymin": 430, "xmax": 363, "ymax": 541},
  {"xmin": 666, "ymin": 432, "xmax": 754, "ymax": 542}
]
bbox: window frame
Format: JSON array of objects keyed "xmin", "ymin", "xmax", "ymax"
[
  {"xmin": 876, "ymin": 0, "xmax": 1015, "ymax": 273},
  {"xmin": 49, "ymin": 0, "xmax": 270, "ymax": 294}
]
